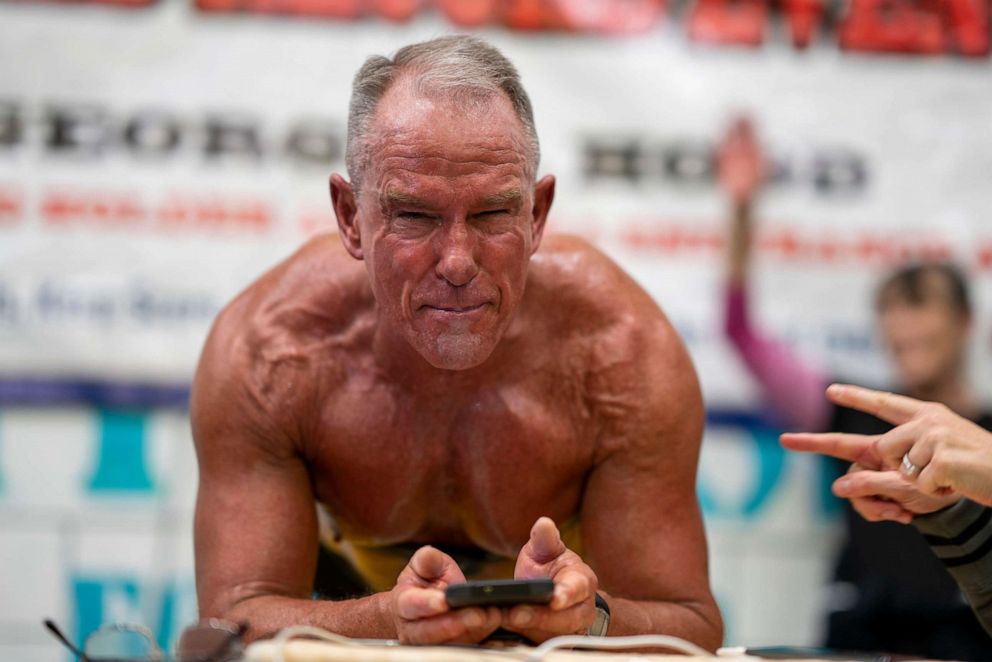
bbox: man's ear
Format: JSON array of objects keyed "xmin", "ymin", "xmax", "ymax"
[
  {"xmin": 330, "ymin": 173, "xmax": 363, "ymax": 260},
  {"xmin": 529, "ymin": 174, "xmax": 555, "ymax": 255}
]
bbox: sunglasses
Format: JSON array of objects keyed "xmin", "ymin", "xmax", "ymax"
[{"xmin": 44, "ymin": 618, "xmax": 247, "ymax": 662}]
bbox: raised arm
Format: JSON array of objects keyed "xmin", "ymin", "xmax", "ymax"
[{"xmin": 718, "ymin": 116, "xmax": 830, "ymax": 431}]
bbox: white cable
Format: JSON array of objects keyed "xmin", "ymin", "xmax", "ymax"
[
  {"xmin": 269, "ymin": 625, "xmax": 363, "ymax": 662},
  {"xmin": 521, "ymin": 634, "xmax": 716, "ymax": 662},
  {"xmin": 264, "ymin": 627, "xmax": 716, "ymax": 662}
]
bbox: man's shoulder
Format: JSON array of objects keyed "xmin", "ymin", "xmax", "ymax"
[
  {"xmin": 212, "ymin": 233, "xmax": 372, "ymax": 347},
  {"xmin": 528, "ymin": 234, "xmax": 666, "ymax": 334},
  {"xmin": 527, "ymin": 234, "xmax": 688, "ymax": 382},
  {"xmin": 196, "ymin": 234, "xmax": 373, "ymax": 403}
]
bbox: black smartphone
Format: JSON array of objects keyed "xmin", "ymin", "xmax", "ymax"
[{"xmin": 445, "ymin": 578, "xmax": 554, "ymax": 608}]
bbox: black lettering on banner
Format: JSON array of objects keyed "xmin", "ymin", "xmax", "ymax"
[
  {"xmin": 0, "ymin": 283, "xmax": 19, "ymax": 323},
  {"xmin": 46, "ymin": 105, "xmax": 109, "ymax": 157},
  {"xmin": 812, "ymin": 150, "xmax": 867, "ymax": 195},
  {"xmin": 663, "ymin": 142, "xmax": 713, "ymax": 184},
  {"xmin": 0, "ymin": 102, "xmax": 21, "ymax": 148},
  {"xmin": 124, "ymin": 111, "xmax": 183, "ymax": 156},
  {"xmin": 204, "ymin": 116, "xmax": 263, "ymax": 160},
  {"xmin": 130, "ymin": 284, "xmax": 217, "ymax": 324},
  {"xmin": 583, "ymin": 140, "xmax": 642, "ymax": 183},
  {"xmin": 284, "ymin": 120, "xmax": 341, "ymax": 165}
]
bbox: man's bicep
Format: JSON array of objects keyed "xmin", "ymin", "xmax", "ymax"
[
  {"xmin": 580, "ymin": 336, "xmax": 711, "ymax": 603},
  {"xmin": 193, "ymin": 423, "xmax": 319, "ymax": 616},
  {"xmin": 581, "ymin": 442, "xmax": 710, "ymax": 602},
  {"xmin": 190, "ymin": 344, "xmax": 319, "ymax": 617}
]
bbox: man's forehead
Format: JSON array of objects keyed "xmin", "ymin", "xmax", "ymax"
[
  {"xmin": 380, "ymin": 187, "xmax": 524, "ymax": 208},
  {"xmin": 366, "ymin": 79, "xmax": 530, "ymax": 161}
]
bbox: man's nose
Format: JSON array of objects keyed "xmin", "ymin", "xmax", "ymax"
[{"xmin": 435, "ymin": 219, "xmax": 480, "ymax": 287}]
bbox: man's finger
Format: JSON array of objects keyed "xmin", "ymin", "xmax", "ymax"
[
  {"xmin": 395, "ymin": 587, "xmax": 448, "ymax": 620},
  {"xmin": 407, "ymin": 545, "xmax": 460, "ymax": 584},
  {"xmin": 524, "ymin": 517, "xmax": 566, "ymax": 565},
  {"xmin": 399, "ymin": 607, "xmax": 498, "ymax": 644},
  {"xmin": 825, "ymin": 384, "xmax": 923, "ymax": 426},
  {"xmin": 549, "ymin": 567, "xmax": 594, "ymax": 610},
  {"xmin": 504, "ymin": 602, "xmax": 593, "ymax": 637},
  {"xmin": 780, "ymin": 431, "xmax": 878, "ymax": 465}
]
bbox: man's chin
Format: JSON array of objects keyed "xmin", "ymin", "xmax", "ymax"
[{"xmin": 416, "ymin": 333, "xmax": 498, "ymax": 371}]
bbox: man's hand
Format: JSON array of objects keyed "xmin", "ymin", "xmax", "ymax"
[
  {"xmin": 503, "ymin": 517, "xmax": 599, "ymax": 643},
  {"xmin": 717, "ymin": 116, "xmax": 765, "ymax": 206},
  {"xmin": 390, "ymin": 546, "xmax": 500, "ymax": 644}
]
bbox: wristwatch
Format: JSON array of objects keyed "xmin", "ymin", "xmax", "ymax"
[{"xmin": 587, "ymin": 593, "xmax": 610, "ymax": 636}]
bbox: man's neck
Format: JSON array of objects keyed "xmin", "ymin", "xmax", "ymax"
[{"xmin": 370, "ymin": 323, "xmax": 504, "ymax": 398}]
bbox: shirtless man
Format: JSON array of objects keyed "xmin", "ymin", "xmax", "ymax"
[{"xmin": 190, "ymin": 35, "xmax": 721, "ymax": 650}]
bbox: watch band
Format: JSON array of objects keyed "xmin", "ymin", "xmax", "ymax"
[{"xmin": 587, "ymin": 592, "xmax": 610, "ymax": 636}]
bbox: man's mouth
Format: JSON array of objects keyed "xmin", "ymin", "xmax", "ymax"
[{"xmin": 423, "ymin": 303, "xmax": 487, "ymax": 314}]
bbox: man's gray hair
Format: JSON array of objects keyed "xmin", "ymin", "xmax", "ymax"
[{"xmin": 345, "ymin": 35, "xmax": 540, "ymax": 193}]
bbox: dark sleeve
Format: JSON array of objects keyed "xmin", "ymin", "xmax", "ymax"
[{"xmin": 913, "ymin": 499, "xmax": 992, "ymax": 637}]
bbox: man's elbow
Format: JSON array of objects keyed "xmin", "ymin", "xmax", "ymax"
[
  {"xmin": 201, "ymin": 582, "xmax": 301, "ymax": 627},
  {"xmin": 683, "ymin": 598, "xmax": 724, "ymax": 652}
]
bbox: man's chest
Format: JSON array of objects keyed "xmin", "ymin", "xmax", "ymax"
[{"xmin": 306, "ymin": 375, "xmax": 596, "ymax": 554}]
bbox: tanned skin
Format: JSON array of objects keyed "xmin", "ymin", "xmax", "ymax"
[{"xmin": 191, "ymin": 75, "xmax": 722, "ymax": 650}]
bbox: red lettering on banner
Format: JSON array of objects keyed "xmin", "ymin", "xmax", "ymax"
[
  {"xmin": 944, "ymin": 0, "xmax": 990, "ymax": 55},
  {"xmin": 196, "ymin": 0, "xmax": 362, "ymax": 18},
  {"xmin": 42, "ymin": 192, "xmax": 147, "ymax": 227},
  {"xmin": 977, "ymin": 243, "xmax": 992, "ymax": 270},
  {"xmin": 370, "ymin": 0, "xmax": 423, "ymax": 21},
  {"xmin": 0, "ymin": 189, "xmax": 23, "ymax": 224},
  {"xmin": 780, "ymin": 0, "xmax": 825, "ymax": 48},
  {"xmin": 436, "ymin": 0, "xmax": 500, "ymax": 26},
  {"xmin": 618, "ymin": 220, "xmax": 961, "ymax": 268},
  {"xmin": 621, "ymin": 225, "xmax": 725, "ymax": 253},
  {"xmin": 687, "ymin": 0, "xmax": 768, "ymax": 46},
  {"xmin": 839, "ymin": 0, "xmax": 944, "ymax": 55},
  {"xmin": 18, "ymin": 0, "xmax": 156, "ymax": 5},
  {"xmin": 555, "ymin": 0, "xmax": 665, "ymax": 34},
  {"xmin": 38, "ymin": 189, "xmax": 272, "ymax": 234},
  {"xmin": 157, "ymin": 199, "xmax": 272, "ymax": 232},
  {"xmin": 22, "ymin": 0, "xmax": 991, "ymax": 55},
  {"xmin": 504, "ymin": 0, "xmax": 555, "ymax": 30}
]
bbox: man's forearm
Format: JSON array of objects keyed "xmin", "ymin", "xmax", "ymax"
[
  {"xmin": 604, "ymin": 594, "xmax": 724, "ymax": 652},
  {"xmin": 221, "ymin": 591, "xmax": 394, "ymax": 642}
]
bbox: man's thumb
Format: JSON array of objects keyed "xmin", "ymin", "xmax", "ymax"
[
  {"xmin": 409, "ymin": 545, "xmax": 449, "ymax": 581},
  {"xmin": 527, "ymin": 516, "xmax": 566, "ymax": 563}
]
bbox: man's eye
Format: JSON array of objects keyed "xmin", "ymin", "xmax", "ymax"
[
  {"xmin": 398, "ymin": 211, "xmax": 431, "ymax": 220},
  {"xmin": 475, "ymin": 210, "xmax": 510, "ymax": 219}
]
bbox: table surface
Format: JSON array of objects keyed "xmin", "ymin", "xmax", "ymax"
[{"xmin": 241, "ymin": 639, "xmax": 925, "ymax": 662}]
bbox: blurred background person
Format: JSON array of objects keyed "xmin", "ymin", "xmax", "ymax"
[{"xmin": 718, "ymin": 116, "xmax": 992, "ymax": 659}]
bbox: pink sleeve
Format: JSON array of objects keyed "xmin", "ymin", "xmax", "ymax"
[{"xmin": 724, "ymin": 281, "xmax": 831, "ymax": 431}]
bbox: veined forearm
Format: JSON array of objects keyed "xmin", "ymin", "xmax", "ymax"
[
  {"xmin": 603, "ymin": 594, "xmax": 724, "ymax": 652},
  {"xmin": 219, "ymin": 591, "xmax": 395, "ymax": 642}
]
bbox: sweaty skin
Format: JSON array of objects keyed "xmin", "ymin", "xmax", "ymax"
[{"xmin": 191, "ymin": 80, "xmax": 721, "ymax": 649}]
